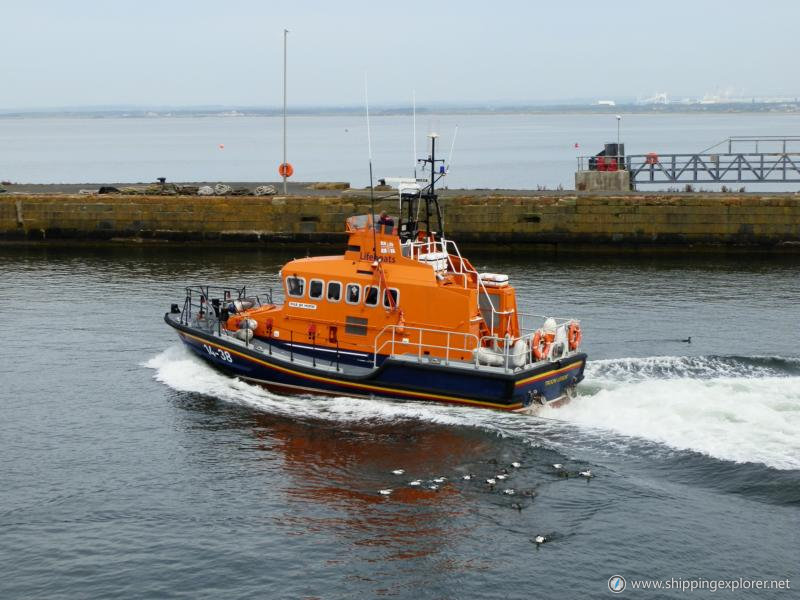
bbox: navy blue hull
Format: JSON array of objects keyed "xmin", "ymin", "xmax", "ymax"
[{"xmin": 167, "ymin": 315, "xmax": 586, "ymax": 411}]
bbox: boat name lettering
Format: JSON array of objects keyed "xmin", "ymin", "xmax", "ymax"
[
  {"xmin": 204, "ymin": 344, "xmax": 233, "ymax": 363},
  {"xmin": 288, "ymin": 301, "xmax": 318, "ymax": 310},
  {"xmin": 544, "ymin": 374, "xmax": 570, "ymax": 386}
]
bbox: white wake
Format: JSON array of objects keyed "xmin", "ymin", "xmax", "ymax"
[
  {"xmin": 543, "ymin": 356, "xmax": 800, "ymax": 470},
  {"xmin": 145, "ymin": 346, "xmax": 800, "ymax": 470}
]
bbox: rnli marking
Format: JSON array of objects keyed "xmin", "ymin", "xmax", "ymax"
[
  {"xmin": 360, "ymin": 252, "xmax": 395, "ymax": 263},
  {"xmin": 288, "ymin": 301, "xmax": 317, "ymax": 310}
]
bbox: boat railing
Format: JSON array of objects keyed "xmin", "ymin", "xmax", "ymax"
[
  {"xmin": 478, "ymin": 325, "xmax": 578, "ymax": 371},
  {"xmin": 403, "ymin": 236, "xmax": 509, "ymax": 336},
  {"xmin": 180, "ymin": 285, "xmax": 273, "ymax": 328},
  {"xmin": 373, "ymin": 324, "xmax": 480, "ymax": 368},
  {"xmin": 517, "ymin": 312, "xmax": 577, "ymax": 335},
  {"xmin": 373, "ymin": 322, "xmax": 578, "ymax": 372},
  {"xmin": 439, "ymin": 238, "xmax": 514, "ymax": 338},
  {"xmin": 403, "ymin": 237, "xmax": 473, "ymax": 283},
  {"xmin": 479, "ymin": 331, "xmax": 536, "ymax": 371}
]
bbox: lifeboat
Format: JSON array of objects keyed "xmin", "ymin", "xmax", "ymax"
[{"xmin": 164, "ymin": 136, "xmax": 587, "ymax": 413}]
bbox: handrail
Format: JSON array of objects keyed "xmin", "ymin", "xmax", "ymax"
[
  {"xmin": 373, "ymin": 324, "xmax": 480, "ymax": 368},
  {"xmin": 372, "ymin": 320, "xmax": 580, "ymax": 372},
  {"xmin": 517, "ymin": 312, "xmax": 577, "ymax": 335},
  {"xmin": 403, "ymin": 236, "xmax": 509, "ymax": 337},
  {"xmin": 180, "ymin": 285, "xmax": 273, "ymax": 326}
]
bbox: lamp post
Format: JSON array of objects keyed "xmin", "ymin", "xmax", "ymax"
[
  {"xmin": 616, "ymin": 114, "xmax": 621, "ymax": 160},
  {"xmin": 282, "ymin": 29, "xmax": 289, "ymax": 195}
]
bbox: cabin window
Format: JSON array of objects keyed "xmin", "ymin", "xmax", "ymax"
[
  {"xmin": 364, "ymin": 285, "xmax": 380, "ymax": 307},
  {"xmin": 346, "ymin": 283, "xmax": 361, "ymax": 305},
  {"xmin": 286, "ymin": 276, "xmax": 305, "ymax": 298},
  {"xmin": 327, "ymin": 281, "xmax": 342, "ymax": 302},
  {"xmin": 383, "ymin": 288, "xmax": 399, "ymax": 308},
  {"xmin": 309, "ymin": 279, "xmax": 324, "ymax": 300}
]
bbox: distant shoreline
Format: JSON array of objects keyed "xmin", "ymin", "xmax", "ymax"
[{"xmin": 2, "ymin": 103, "xmax": 799, "ymax": 119}]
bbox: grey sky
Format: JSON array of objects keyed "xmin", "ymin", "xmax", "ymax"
[{"xmin": 2, "ymin": 0, "xmax": 798, "ymax": 109}]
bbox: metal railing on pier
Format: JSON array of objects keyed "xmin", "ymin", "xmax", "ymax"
[{"xmin": 577, "ymin": 137, "xmax": 800, "ymax": 186}]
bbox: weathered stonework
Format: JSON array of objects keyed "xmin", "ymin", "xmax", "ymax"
[{"xmin": 1, "ymin": 192, "xmax": 799, "ymax": 252}]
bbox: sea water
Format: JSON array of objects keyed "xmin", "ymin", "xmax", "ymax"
[
  {"xmin": 1, "ymin": 112, "xmax": 799, "ymax": 190},
  {"xmin": 1, "ymin": 246, "xmax": 798, "ymax": 598}
]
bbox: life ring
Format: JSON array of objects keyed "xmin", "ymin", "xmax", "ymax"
[
  {"xmin": 532, "ymin": 329, "xmax": 552, "ymax": 361},
  {"xmin": 568, "ymin": 321, "xmax": 582, "ymax": 350},
  {"xmin": 278, "ymin": 162, "xmax": 294, "ymax": 177}
]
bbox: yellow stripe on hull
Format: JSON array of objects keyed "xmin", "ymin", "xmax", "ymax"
[{"xmin": 180, "ymin": 331, "xmax": 524, "ymax": 411}]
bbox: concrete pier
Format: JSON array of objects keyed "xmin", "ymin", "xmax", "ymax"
[
  {"xmin": 575, "ymin": 170, "xmax": 631, "ymax": 192},
  {"xmin": 1, "ymin": 189, "xmax": 798, "ymax": 253}
]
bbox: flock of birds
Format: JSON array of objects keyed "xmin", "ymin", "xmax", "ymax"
[{"xmin": 377, "ymin": 460, "xmax": 595, "ymax": 547}]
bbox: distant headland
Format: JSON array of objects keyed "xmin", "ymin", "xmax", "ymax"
[{"xmin": 1, "ymin": 100, "xmax": 799, "ymax": 119}]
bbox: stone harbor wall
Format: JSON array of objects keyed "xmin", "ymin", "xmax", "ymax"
[{"xmin": 1, "ymin": 192, "xmax": 798, "ymax": 252}]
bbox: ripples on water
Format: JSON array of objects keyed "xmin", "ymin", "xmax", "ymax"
[{"xmin": 1, "ymin": 247, "xmax": 798, "ymax": 598}]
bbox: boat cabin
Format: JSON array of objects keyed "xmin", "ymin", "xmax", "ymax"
[{"xmin": 224, "ymin": 211, "xmax": 521, "ymax": 364}]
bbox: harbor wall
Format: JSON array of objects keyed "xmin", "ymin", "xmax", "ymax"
[{"xmin": 1, "ymin": 192, "xmax": 799, "ymax": 252}]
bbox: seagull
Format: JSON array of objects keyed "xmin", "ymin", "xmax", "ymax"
[
  {"xmin": 409, "ymin": 480, "xmax": 422, "ymax": 486},
  {"xmin": 429, "ymin": 484, "xmax": 439, "ymax": 491},
  {"xmin": 392, "ymin": 469, "xmax": 405, "ymax": 475},
  {"xmin": 579, "ymin": 470, "xmax": 593, "ymax": 478},
  {"xmin": 503, "ymin": 488, "xmax": 515, "ymax": 495},
  {"xmin": 511, "ymin": 462, "xmax": 521, "ymax": 468},
  {"xmin": 486, "ymin": 478, "xmax": 496, "ymax": 485},
  {"xmin": 496, "ymin": 474, "xmax": 508, "ymax": 481},
  {"xmin": 462, "ymin": 474, "xmax": 473, "ymax": 480},
  {"xmin": 534, "ymin": 535, "xmax": 547, "ymax": 546},
  {"xmin": 379, "ymin": 489, "xmax": 393, "ymax": 496},
  {"xmin": 552, "ymin": 463, "xmax": 563, "ymax": 470},
  {"xmin": 433, "ymin": 477, "xmax": 446, "ymax": 483}
]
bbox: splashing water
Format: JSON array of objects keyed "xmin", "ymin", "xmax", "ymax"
[
  {"xmin": 146, "ymin": 347, "xmax": 800, "ymax": 470},
  {"xmin": 547, "ymin": 355, "xmax": 800, "ymax": 470}
]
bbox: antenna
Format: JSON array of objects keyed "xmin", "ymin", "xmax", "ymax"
[
  {"xmin": 446, "ymin": 125, "xmax": 458, "ymax": 173},
  {"xmin": 412, "ymin": 90, "xmax": 417, "ymax": 178},
  {"xmin": 364, "ymin": 74, "xmax": 378, "ymax": 258}
]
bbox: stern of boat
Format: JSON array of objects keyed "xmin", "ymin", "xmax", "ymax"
[{"xmin": 510, "ymin": 353, "xmax": 587, "ymax": 414}]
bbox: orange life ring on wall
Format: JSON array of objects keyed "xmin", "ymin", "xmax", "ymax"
[
  {"xmin": 532, "ymin": 329, "xmax": 553, "ymax": 361},
  {"xmin": 568, "ymin": 321, "xmax": 582, "ymax": 350},
  {"xmin": 278, "ymin": 162, "xmax": 294, "ymax": 177}
]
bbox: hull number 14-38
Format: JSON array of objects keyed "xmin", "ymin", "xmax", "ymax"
[{"xmin": 204, "ymin": 344, "xmax": 233, "ymax": 363}]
